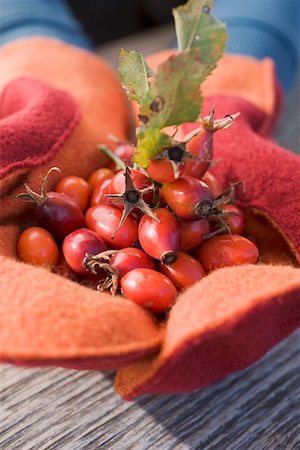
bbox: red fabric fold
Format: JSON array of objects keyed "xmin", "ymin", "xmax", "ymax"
[{"xmin": 0, "ymin": 78, "xmax": 80, "ymax": 178}]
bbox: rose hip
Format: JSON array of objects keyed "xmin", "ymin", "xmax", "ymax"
[
  {"xmin": 110, "ymin": 247, "xmax": 155, "ymax": 279},
  {"xmin": 202, "ymin": 171, "xmax": 223, "ymax": 197},
  {"xmin": 55, "ymin": 176, "xmax": 92, "ymax": 212},
  {"xmin": 17, "ymin": 226, "xmax": 59, "ymax": 267},
  {"xmin": 161, "ymin": 176, "xmax": 213, "ymax": 220},
  {"xmin": 85, "ymin": 204, "xmax": 138, "ymax": 249},
  {"xmin": 87, "ymin": 168, "xmax": 114, "ymax": 189},
  {"xmin": 138, "ymin": 208, "xmax": 180, "ymax": 264},
  {"xmin": 35, "ymin": 192, "xmax": 85, "ymax": 240},
  {"xmin": 16, "ymin": 168, "xmax": 85, "ymax": 240},
  {"xmin": 147, "ymin": 158, "xmax": 186, "ymax": 183},
  {"xmin": 184, "ymin": 127, "xmax": 213, "ymax": 179},
  {"xmin": 121, "ymin": 268, "xmax": 177, "ymax": 313},
  {"xmin": 179, "ymin": 218, "xmax": 210, "ymax": 252},
  {"xmin": 159, "ymin": 251, "xmax": 205, "ymax": 290},
  {"xmin": 90, "ymin": 178, "xmax": 112, "ymax": 206},
  {"xmin": 219, "ymin": 204, "xmax": 246, "ymax": 235},
  {"xmin": 62, "ymin": 228, "xmax": 107, "ymax": 275},
  {"xmin": 108, "ymin": 168, "xmax": 154, "ymax": 205},
  {"xmin": 108, "ymin": 141, "xmax": 134, "ymax": 169},
  {"xmin": 184, "ymin": 109, "xmax": 238, "ymax": 179},
  {"xmin": 84, "ymin": 246, "xmax": 156, "ymax": 294},
  {"xmin": 195, "ymin": 234, "xmax": 259, "ymax": 272}
]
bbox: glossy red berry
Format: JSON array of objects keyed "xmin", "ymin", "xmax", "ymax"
[
  {"xmin": 219, "ymin": 204, "xmax": 246, "ymax": 235},
  {"xmin": 85, "ymin": 204, "xmax": 138, "ymax": 249},
  {"xmin": 108, "ymin": 168, "xmax": 153, "ymax": 205},
  {"xmin": 121, "ymin": 268, "xmax": 177, "ymax": 312},
  {"xmin": 195, "ymin": 234, "xmax": 259, "ymax": 272},
  {"xmin": 110, "ymin": 247, "xmax": 155, "ymax": 279},
  {"xmin": 147, "ymin": 143, "xmax": 188, "ymax": 183},
  {"xmin": 159, "ymin": 251, "xmax": 205, "ymax": 290},
  {"xmin": 184, "ymin": 109, "xmax": 238, "ymax": 179},
  {"xmin": 184, "ymin": 127, "xmax": 213, "ymax": 179},
  {"xmin": 35, "ymin": 192, "xmax": 85, "ymax": 240},
  {"xmin": 147, "ymin": 159, "xmax": 186, "ymax": 183},
  {"xmin": 62, "ymin": 228, "xmax": 107, "ymax": 275},
  {"xmin": 87, "ymin": 168, "xmax": 114, "ymax": 189},
  {"xmin": 138, "ymin": 208, "xmax": 180, "ymax": 264},
  {"xmin": 55, "ymin": 176, "xmax": 92, "ymax": 212},
  {"xmin": 16, "ymin": 168, "xmax": 85, "ymax": 240},
  {"xmin": 179, "ymin": 218, "xmax": 210, "ymax": 252},
  {"xmin": 90, "ymin": 178, "xmax": 112, "ymax": 206},
  {"xmin": 161, "ymin": 176, "xmax": 213, "ymax": 220},
  {"xmin": 202, "ymin": 171, "xmax": 223, "ymax": 198},
  {"xmin": 17, "ymin": 226, "xmax": 59, "ymax": 266}
]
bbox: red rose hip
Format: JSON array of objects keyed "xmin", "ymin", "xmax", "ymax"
[
  {"xmin": 161, "ymin": 176, "xmax": 213, "ymax": 220},
  {"xmin": 138, "ymin": 208, "xmax": 180, "ymax": 264},
  {"xmin": 195, "ymin": 234, "xmax": 259, "ymax": 272},
  {"xmin": 121, "ymin": 268, "xmax": 177, "ymax": 312},
  {"xmin": 62, "ymin": 228, "xmax": 107, "ymax": 275},
  {"xmin": 159, "ymin": 251, "xmax": 205, "ymax": 290},
  {"xmin": 86, "ymin": 204, "xmax": 138, "ymax": 249},
  {"xmin": 55, "ymin": 176, "xmax": 92, "ymax": 212}
]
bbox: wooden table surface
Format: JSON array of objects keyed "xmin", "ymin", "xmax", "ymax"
[{"xmin": 1, "ymin": 26, "xmax": 299, "ymax": 450}]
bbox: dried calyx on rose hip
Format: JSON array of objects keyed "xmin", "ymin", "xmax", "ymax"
[
  {"xmin": 147, "ymin": 108, "xmax": 239, "ymax": 184},
  {"xmin": 147, "ymin": 142, "xmax": 192, "ymax": 184},
  {"xmin": 84, "ymin": 247, "xmax": 155, "ymax": 295},
  {"xmin": 203, "ymin": 181, "xmax": 246, "ymax": 238},
  {"xmin": 104, "ymin": 166, "xmax": 158, "ymax": 237}
]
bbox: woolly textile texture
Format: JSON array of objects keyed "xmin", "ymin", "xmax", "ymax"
[{"xmin": 0, "ymin": 78, "xmax": 80, "ymax": 178}]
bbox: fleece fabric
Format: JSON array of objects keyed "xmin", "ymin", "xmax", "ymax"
[
  {"xmin": 0, "ymin": 37, "xmax": 131, "ymax": 225},
  {"xmin": 0, "ymin": 38, "xmax": 299, "ymax": 398}
]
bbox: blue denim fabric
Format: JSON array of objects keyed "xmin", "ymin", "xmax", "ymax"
[
  {"xmin": 0, "ymin": 0, "xmax": 92, "ymax": 50},
  {"xmin": 214, "ymin": 0, "xmax": 300, "ymax": 91}
]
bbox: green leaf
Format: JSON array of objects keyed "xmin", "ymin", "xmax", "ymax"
[
  {"xmin": 173, "ymin": 0, "xmax": 227, "ymax": 74},
  {"xmin": 134, "ymin": 128, "xmax": 173, "ymax": 168},
  {"xmin": 119, "ymin": 49, "xmax": 154, "ymax": 102},
  {"xmin": 139, "ymin": 48, "xmax": 206, "ymax": 129},
  {"xmin": 118, "ymin": 0, "xmax": 228, "ymax": 169}
]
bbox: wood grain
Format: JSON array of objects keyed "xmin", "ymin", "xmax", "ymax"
[{"xmin": 0, "ymin": 25, "xmax": 299, "ymax": 450}]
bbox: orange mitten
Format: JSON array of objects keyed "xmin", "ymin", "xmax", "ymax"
[{"xmin": 0, "ymin": 38, "xmax": 162, "ymax": 370}]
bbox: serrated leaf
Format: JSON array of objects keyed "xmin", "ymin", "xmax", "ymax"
[
  {"xmin": 139, "ymin": 48, "xmax": 206, "ymax": 129},
  {"xmin": 134, "ymin": 128, "xmax": 173, "ymax": 168},
  {"xmin": 119, "ymin": 49, "xmax": 153, "ymax": 102},
  {"xmin": 173, "ymin": 0, "xmax": 227, "ymax": 74}
]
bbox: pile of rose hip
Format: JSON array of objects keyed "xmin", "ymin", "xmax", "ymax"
[{"xmin": 16, "ymin": 137, "xmax": 259, "ymax": 314}]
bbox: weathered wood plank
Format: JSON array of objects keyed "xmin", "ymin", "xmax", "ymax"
[
  {"xmin": 0, "ymin": 330, "xmax": 299, "ymax": 449},
  {"xmin": 0, "ymin": 25, "xmax": 299, "ymax": 450}
]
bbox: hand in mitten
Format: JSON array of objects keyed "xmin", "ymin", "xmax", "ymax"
[
  {"xmin": 0, "ymin": 39, "xmax": 299, "ymax": 401},
  {"xmin": 115, "ymin": 52, "xmax": 300, "ymax": 399},
  {"xmin": 0, "ymin": 38, "xmax": 162, "ymax": 370}
]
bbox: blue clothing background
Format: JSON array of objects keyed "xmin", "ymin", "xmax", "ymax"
[
  {"xmin": 0, "ymin": 0, "xmax": 92, "ymax": 50},
  {"xmin": 0, "ymin": 0, "xmax": 299, "ymax": 91}
]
